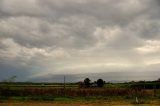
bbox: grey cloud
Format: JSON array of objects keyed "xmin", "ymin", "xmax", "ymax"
[
  {"xmin": 0, "ymin": 0, "xmax": 44, "ymax": 18},
  {"xmin": 106, "ymin": 30, "xmax": 144, "ymax": 50},
  {"xmin": 128, "ymin": 19, "xmax": 160, "ymax": 40},
  {"xmin": 0, "ymin": 0, "xmax": 160, "ymax": 82},
  {"xmin": 0, "ymin": 16, "xmax": 97, "ymax": 49},
  {"xmin": 38, "ymin": 0, "xmax": 145, "ymax": 27}
]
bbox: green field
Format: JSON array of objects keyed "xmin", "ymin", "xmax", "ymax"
[{"xmin": 0, "ymin": 82, "xmax": 160, "ymax": 105}]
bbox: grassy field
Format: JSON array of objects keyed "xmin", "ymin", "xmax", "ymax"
[
  {"xmin": 0, "ymin": 82, "xmax": 160, "ymax": 105},
  {"xmin": 0, "ymin": 97, "xmax": 160, "ymax": 106}
]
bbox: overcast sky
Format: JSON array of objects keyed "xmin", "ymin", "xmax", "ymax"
[{"xmin": 0, "ymin": 0, "xmax": 160, "ymax": 82}]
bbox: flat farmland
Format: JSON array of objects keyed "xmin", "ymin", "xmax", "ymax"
[{"xmin": 0, "ymin": 82, "xmax": 160, "ymax": 105}]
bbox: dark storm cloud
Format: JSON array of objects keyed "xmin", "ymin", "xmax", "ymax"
[
  {"xmin": 0, "ymin": 0, "xmax": 159, "ymax": 49},
  {"xmin": 0, "ymin": 64, "xmax": 29, "ymax": 82},
  {"xmin": 0, "ymin": 0, "xmax": 160, "ymax": 82}
]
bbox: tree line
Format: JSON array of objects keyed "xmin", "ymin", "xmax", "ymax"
[{"xmin": 79, "ymin": 78, "xmax": 105, "ymax": 88}]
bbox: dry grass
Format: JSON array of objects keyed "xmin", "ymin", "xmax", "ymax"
[
  {"xmin": 0, "ymin": 100, "xmax": 160, "ymax": 106},
  {"xmin": 0, "ymin": 87, "xmax": 148, "ymax": 97}
]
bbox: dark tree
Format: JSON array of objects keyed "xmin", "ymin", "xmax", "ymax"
[
  {"xmin": 84, "ymin": 78, "xmax": 91, "ymax": 87},
  {"xmin": 157, "ymin": 78, "xmax": 160, "ymax": 81},
  {"xmin": 97, "ymin": 79, "xmax": 105, "ymax": 87}
]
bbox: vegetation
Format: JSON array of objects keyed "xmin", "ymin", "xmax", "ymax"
[
  {"xmin": 84, "ymin": 78, "xmax": 91, "ymax": 87},
  {"xmin": 97, "ymin": 79, "xmax": 105, "ymax": 87},
  {"xmin": 0, "ymin": 78, "xmax": 160, "ymax": 105}
]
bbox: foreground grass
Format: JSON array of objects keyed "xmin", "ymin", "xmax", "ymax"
[
  {"xmin": 0, "ymin": 99, "xmax": 160, "ymax": 106},
  {"xmin": 0, "ymin": 96, "xmax": 97, "ymax": 102},
  {"xmin": 0, "ymin": 96, "xmax": 160, "ymax": 106}
]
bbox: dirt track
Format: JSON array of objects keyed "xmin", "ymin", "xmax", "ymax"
[{"xmin": 0, "ymin": 101, "xmax": 160, "ymax": 106}]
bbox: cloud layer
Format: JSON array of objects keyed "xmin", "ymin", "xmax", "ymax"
[{"xmin": 0, "ymin": 0, "xmax": 160, "ymax": 82}]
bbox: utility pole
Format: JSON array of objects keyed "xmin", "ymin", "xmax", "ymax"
[
  {"xmin": 64, "ymin": 75, "xmax": 66, "ymax": 97},
  {"xmin": 64, "ymin": 75, "xmax": 66, "ymax": 89}
]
